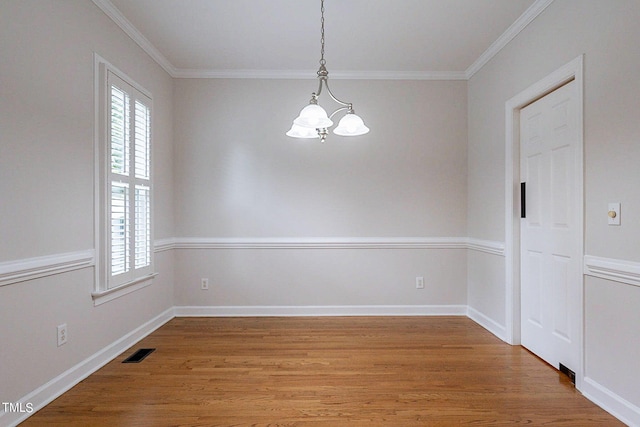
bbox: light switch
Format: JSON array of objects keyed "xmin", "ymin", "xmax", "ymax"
[{"xmin": 608, "ymin": 203, "xmax": 620, "ymax": 226}]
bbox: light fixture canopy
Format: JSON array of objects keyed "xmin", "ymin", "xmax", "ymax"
[{"xmin": 287, "ymin": 0, "xmax": 369, "ymax": 143}]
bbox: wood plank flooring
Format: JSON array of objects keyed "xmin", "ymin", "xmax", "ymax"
[{"xmin": 22, "ymin": 317, "xmax": 623, "ymax": 426}]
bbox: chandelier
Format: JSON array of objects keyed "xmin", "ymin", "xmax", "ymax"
[{"xmin": 286, "ymin": 0, "xmax": 369, "ymax": 142}]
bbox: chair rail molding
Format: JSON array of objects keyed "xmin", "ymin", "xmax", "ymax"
[
  {"xmin": 584, "ymin": 255, "xmax": 640, "ymax": 288},
  {"xmin": 0, "ymin": 238, "xmax": 175, "ymax": 288},
  {"xmin": 173, "ymin": 236, "xmax": 468, "ymax": 250},
  {"xmin": 0, "ymin": 250, "xmax": 95, "ymax": 287},
  {"xmin": 149, "ymin": 236, "xmax": 505, "ymax": 253}
]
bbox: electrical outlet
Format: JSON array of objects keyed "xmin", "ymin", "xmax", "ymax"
[
  {"xmin": 201, "ymin": 278, "xmax": 209, "ymax": 290},
  {"xmin": 57, "ymin": 323, "xmax": 67, "ymax": 347},
  {"xmin": 416, "ymin": 276, "xmax": 425, "ymax": 289}
]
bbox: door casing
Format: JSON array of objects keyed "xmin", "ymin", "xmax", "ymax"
[{"xmin": 504, "ymin": 55, "xmax": 584, "ymax": 389}]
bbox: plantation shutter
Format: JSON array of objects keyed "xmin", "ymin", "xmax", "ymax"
[{"xmin": 107, "ymin": 71, "xmax": 152, "ymax": 289}]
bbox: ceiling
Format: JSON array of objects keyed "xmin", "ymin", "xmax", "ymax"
[{"xmin": 95, "ymin": 0, "xmax": 549, "ymax": 79}]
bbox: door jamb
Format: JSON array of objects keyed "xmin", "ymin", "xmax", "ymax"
[{"xmin": 504, "ymin": 55, "xmax": 584, "ymax": 389}]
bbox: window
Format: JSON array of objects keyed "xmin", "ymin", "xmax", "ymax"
[{"xmin": 94, "ymin": 56, "xmax": 155, "ymax": 304}]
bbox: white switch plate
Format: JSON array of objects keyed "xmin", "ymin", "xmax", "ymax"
[
  {"xmin": 608, "ymin": 203, "xmax": 621, "ymax": 226},
  {"xmin": 201, "ymin": 278, "xmax": 209, "ymax": 290},
  {"xmin": 416, "ymin": 276, "xmax": 425, "ymax": 289}
]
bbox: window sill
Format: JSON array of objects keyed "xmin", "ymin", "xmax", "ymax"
[{"xmin": 92, "ymin": 273, "xmax": 158, "ymax": 306}]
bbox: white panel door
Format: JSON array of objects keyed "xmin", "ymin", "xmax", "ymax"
[{"xmin": 520, "ymin": 80, "xmax": 580, "ymax": 372}]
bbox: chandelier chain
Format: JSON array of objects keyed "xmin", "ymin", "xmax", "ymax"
[{"xmin": 319, "ymin": 0, "xmax": 326, "ymax": 66}]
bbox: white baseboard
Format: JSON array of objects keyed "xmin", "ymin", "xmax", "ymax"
[
  {"xmin": 582, "ymin": 377, "xmax": 640, "ymax": 427},
  {"xmin": 174, "ymin": 304, "xmax": 468, "ymax": 317},
  {"xmin": 2, "ymin": 307, "xmax": 175, "ymax": 427},
  {"xmin": 466, "ymin": 306, "xmax": 508, "ymax": 342}
]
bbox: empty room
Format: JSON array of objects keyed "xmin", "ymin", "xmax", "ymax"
[{"xmin": 1, "ymin": 0, "xmax": 639, "ymax": 425}]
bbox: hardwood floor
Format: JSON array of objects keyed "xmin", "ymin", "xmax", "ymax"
[{"xmin": 22, "ymin": 317, "xmax": 623, "ymax": 426}]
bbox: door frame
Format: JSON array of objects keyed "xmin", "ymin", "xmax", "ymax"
[{"xmin": 504, "ymin": 55, "xmax": 584, "ymax": 389}]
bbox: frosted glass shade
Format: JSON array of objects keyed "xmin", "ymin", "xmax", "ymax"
[
  {"xmin": 333, "ymin": 113, "xmax": 369, "ymax": 136},
  {"xmin": 293, "ymin": 104, "xmax": 333, "ymax": 129},
  {"xmin": 286, "ymin": 123, "xmax": 320, "ymax": 139}
]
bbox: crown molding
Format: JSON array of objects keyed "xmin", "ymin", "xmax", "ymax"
[
  {"xmin": 465, "ymin": 0, "xmax": 555, "ymax": 79},
  {"xmin": 91, "ymin": 0, "xmax": 177, "ymax": 76},
  {"xmin": 172, "ymin": 68, "xmax": 468, "ymax": 80},
  {"xmin": 330, "ymin": 70, "xmax": 468, "ymax": 81},
  {"xmin": 173, "ymin": 69, "xmax": 318, "ymax": 80},
  {"xmin": 93, "ymin": 0, "xmax": 553, "ymax": 81}
]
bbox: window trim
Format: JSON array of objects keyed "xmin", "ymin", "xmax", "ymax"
[{"xmin": 94, "ymin": 54, "xmax": 155, "ymax": 305}]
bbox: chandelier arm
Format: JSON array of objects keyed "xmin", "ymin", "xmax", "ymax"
[
  {"xmin": 313, "ymin": 78, "xmax": 324, "ymax": 99},
  {"xmin": 328, "ymin": 106, "xmax": 350, "ymax": 120},
  {"xmin": 323, "ymin": 78, "xmax": 352, "ymax": 108}
]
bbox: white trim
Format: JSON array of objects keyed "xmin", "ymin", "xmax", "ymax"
[
  {"xmin": 91, "ymin": 0, "xmax": 549, "ymax": 81},
  {"xmin": 466, "ymin": 0, "xmax": 555, "ymax": 79},
  {"xmin": 0, "ymin": 238, "xmax": 505, "ymax": 290},
  {"xmin": 91, "ymin": 273, "xmax": 158, "ymax": 306},
  {"xmin": 172, "ymin": 68, "xmax": 468, "ymax": 81},
  {"xmin": 94, "ymin": 53, "xmax": 155, "ymax": 296},
  {"xmin": 582, "ymin": 377, "xmax": 640, "ymax": 427},
  {"xmin": 174, "ymin": 237, "xmax": 469, "ymax": 250},
  {"xmin": 114, "ymin": 236, "xmax": 505, "ymax": 253},
  {"xmin": 584, "ymin": 255, "xmax": 640, "ymax": 288},
  {"xmin": 93, "ymin": 52, "xmax": 104, "ymax": 302},
  {"xmin": 466, "ymin": 306, "xmax": 508, "ymax": 342},
  {"xmin": 0, "ymin": 250, "xmax": 95, "ymax": 287},
  {"xmin": 1, "ymin": 308, "xmax": 175, "ymax": 427},
  {"xmin": 466, "ymin": 238, "xmax": 505, "ymax": 256},
  {"xmin": 91, "ymin": 0, "xmax": 176, "ymax": 77},
  {"xmin": 169, "ymin": 236, "xmax": 503, "ymax": 253},
  {"xmin": 93, "ymin": 54, "xmax": 152, "ymax": 108},
  {"xmin": 504, "ymin": 55, "xmax": 584, "ymax": 380},
  {"xmin": 174, "ymin": 305, "xmax": 468, "ymax": 318},
  {"xmin": 154, "ymin": 238, "xmax": 177, "ymax": 253},
  {"xmin": 330, "ymin": 70, "xmax": 468, "ymax": 81}
]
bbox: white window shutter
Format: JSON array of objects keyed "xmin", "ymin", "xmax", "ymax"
[
  {"xmin": 134, "ymin": 100, "xmax": 150, "ymax": 180},
  {"xmin": 110, "ymin": 86, "xmax": 129, "ymax": 176},
  {"xmin": 110, "ymin": 182, "xmax": 129, "ymax": 276},
  {"xmin": 134, "ymin": 184, "xmax": 150, "ymax": 269},
  {"xmin": 105, "ymin": 70, "xmax": 153, "ymax": 289}
]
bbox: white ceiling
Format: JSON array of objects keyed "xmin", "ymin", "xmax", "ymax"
[{"xmin": 95, "ymin": 0, "xmax": 550, "ymax": 79}]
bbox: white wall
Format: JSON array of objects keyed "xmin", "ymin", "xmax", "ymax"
[
  {"xmin": 0, "ymin": 0, "xmax": 175, "ymax": 419},
  {"xmin": 467, "ymin": 0, "xmax": 640, "ymax": 422},
  {"xmin": 172, "ymin": 78, "xmax": 469, "ymax": 310},
  {"xmin": 174, "ymin": 79, "xmax": 467, "ymax": 238}
]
